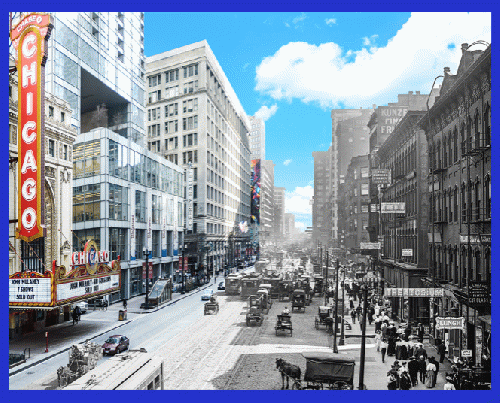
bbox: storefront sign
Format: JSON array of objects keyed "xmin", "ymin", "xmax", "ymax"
[
  {"xmin": 9, "ymin": 271, "xmax": 53, "ymax": 304},
  {"xmin": 402, "ymin": 249, "xmax": 413, "ymax": 257},
  {"xmin": 384, "ymin": 287, "xmax": 444, "ymax": 297},
  {"xmin": 468, "ymin": 281, "xmax": 490, "ymax": 307},
  {"xmin": 460, "ymin": 235, "xmax": 481, "ymax": 244},
  {"xmin": 370, "ymin": 204, "xmax": 380, "ymax": 212},
  {"xmin": 12, "ymin": 13, "xmax": 53, "ymax": 242},
  {"xmin": 435, "ymin": 317, "xmax": 465, "ymax": 331},
  {"xmin": 360, "ymin": 242, "xmax": 381, "ymax": 250},
  {"xmin": 187, "ymin": 164, "xmax": 193, "ymax": 231},
  {"xmin": 461, "ymin": 349, "xmax": 472, "ymax": 357},
  {"xmin": 381, "ymin": 202, "xmax": 405, "ymax": 214},
  {"xmin": 57, "ymin": 274, "xmax": 119, "ymax": 301},
  {"xmin": 371, "ymin": 169, "xmax": 392, "ymax": 185}
]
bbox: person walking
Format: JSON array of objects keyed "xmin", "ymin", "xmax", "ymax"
[
  {"xmin": 375, "ymin": 330, "xmax": 382, "ymax": 352},
  {"xmin": 425, "ymin": 358, "xmax": 437, "ymax": 388},
  {"xmin": 417, "ymin": 323, "xmax": 425, "ymax": 343},
  {"xmin": 350, "ymin": 308, "xmax": 356, "ymax": 324},
  {"xmin": 404, "ymin": 324, "xmax": 412, "ymax": 342},
  {"xmin": 444, "ymin": 376, "xmax": 456, "ymax": 390},
  {"xmin": 418, "ymin": 355, "xmax": 427, "ymax": 384},
  {"xmin": 429, "ymin": 357, "xmax": 439, "ymax": 386},
  {"xmin": 380, "ymin": 338, "xmax": 388, "ymax": 363},
  {"xmin": 399, "ymin": 363, "xmax": 412, "ymax": 390},
  {"xmin": 349, "ymin": 295, "xmax": 354, "ymax": 310},
  {"xmin": 408, "ymin": 356, "xmax": 419, "ymax": 387},
  {"xmin": 437, "ymin": 340, "xmax": 446, "ymax": 363},
  {"xmin": 415, "ymin": 343, "xmax": 427, "ymax": 361},
  {"xmin": 387, "ymin": 369, "xmax": 399, "ymax": 390}
]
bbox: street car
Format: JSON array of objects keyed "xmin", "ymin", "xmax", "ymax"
[
  {"xmin": 102, "ymin": 335, "xmax": 129, "ymax": 356},
  {"xmin": 201, "ymin": 289, "xmax": 214, "ymax": 301},
  {"xmin": 218, "ymin": 282, "xmax": 225, "ymax": 290}
]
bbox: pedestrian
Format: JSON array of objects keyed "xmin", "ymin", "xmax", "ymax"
[
  {"xmin": 404, "ymin": 324, "xmax": 412, "ymax": 342},
  {"xmin": 399, "ymin": 363, "xmax": 412, "ymax": 390},
  {"xmin": 356, "ymin": 305, "xmax": 362, "ymax": 322},
  {"xmin": 380, "ymin": 338, "xmax": 388, "ymax": 363},
  {"xmin": 417, "ymin": 323, "xmax": 425, "ymax": 343},
  {"xmin": 437, "ymin": 340, "xmax": 446, "ymax": 363},
  {"xmin": 375, "ymin": 330, "xmax": 382, "ymax": 352},
  {"xmin": 381, "ymin": 322, "xmax": 388, "ymax": 339},
  {"xmin": 123, "ymin": 299, "xmax": 127, "ymax": 309},
  {"xmin": 415, "ymin": 343, "xmax": 427, "ymax": 361},
  {"xmin": 408, "ymin": 356, "xmax": 419, "ymax": 387},
  {"xmin": 387, "ymin": 369, "xmax": 399, "ymax": 390},
  {"xmin": 349, "ymin": 295, "xmax": 354, "ymax": 310},
  {"xmin": 430, "ymin": 356, "xmax": 439, "ymax": 382},
  {"xmin": 444, "ymin": 376, "xmax": 456, "ymax": 390},
  {"xmin": 418, "ymin": 355, "xmax": 427, "ymax": 384},
  {"xmin": 368, "ymin": 308, "xmax": 373, "ymax": 325},
  {"xmin": 350, "ymin": 309, "xmax": 356, "ymax": 324},
  {"xmin": 425, "ymin": 358, "xmax": 437, "ymax": 388}
]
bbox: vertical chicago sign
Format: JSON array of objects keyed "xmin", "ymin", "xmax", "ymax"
[{"xmin": 11, "ymin": 13, "xmax": 53, "ymax": 242}]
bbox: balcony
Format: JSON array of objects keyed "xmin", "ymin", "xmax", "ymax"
[{"xmin": 471, "ymin": 207, "xmax": 491, "ymax": 223}]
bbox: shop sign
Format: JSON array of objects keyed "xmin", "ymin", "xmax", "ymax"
[
  {"xmin": 12, "ymin": 13, "xmax": 53, "ymax": 242},
  {"xmin": 71, "ymin": 240, "xmax": 109, "ymax": 269},
  {"xmin": 370, "ymin": 204, "xmax": 380, "ymax": 212},
  {"xmin": 371, "ymin": 169, "xmax": 392, "ymax": 185},
  {"xmin": 384, "ymin": 287, "xmax": 444, "ymax": 297},
  {"xmin": 461, "ymin": 349, "xmax": 472, "ymax": 358},
  {"xmin": 435, "ymin": 317, "xmax": 465, "ymax": 331},
  {"xmin": 360, "ymin": 242, "xmax": 381, "ymax": 250},
  {"xmin": 57, "ymin": 274, "xmax": 119, "ymax": 301},
  {"xmin": 381, "ymin": 202, "xmax": 405, "ymax": 214},
  {"xmin": 460, "ymin": 235, "xmax": 481, "ymax": 244},
  {"xmin": 402, "ymin": 249, "xmax": 413, "ymax": 257},
  {"xmin": 468, "ymin": 281, "xmax": 490, "ymax": 307}
]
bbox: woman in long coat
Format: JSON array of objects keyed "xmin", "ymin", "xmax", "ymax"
[{"xmin": 425, "ymin": 359, "xmax": 437, "ymax": 388}]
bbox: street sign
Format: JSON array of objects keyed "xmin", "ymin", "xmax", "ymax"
[
  {"xmin": 461, "ymin": 349, "xmax": 472, "ymax": 357},
  {"xmin": 381, "ymin": 202, "xmax": 405, "ymax": 214},
  {"xmin": 435, "ymin": 317, "xmax": 465, "ymax": 331},
  {"xmin": 402, "ymin": 249, "xmax": 413, "ymax": 256},
  {"xmin": 360, "ymin": 242, "xmax": 381, "ymax": 250},
  {"xmin": 371, "ymin": 169, "xmax": 392, "ymax": 185}
]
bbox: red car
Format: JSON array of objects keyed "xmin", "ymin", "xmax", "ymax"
[{"xmin": 102, "ymin": 334, "xmax": 129, "ymax": 356}]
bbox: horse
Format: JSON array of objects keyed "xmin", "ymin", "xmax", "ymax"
[{"xmin": 276, "ymin": 358, "xmax": 301, "ymax": 389}]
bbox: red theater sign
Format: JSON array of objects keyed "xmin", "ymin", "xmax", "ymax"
[{"xmin": 11, "ymin": 13, "xmax": 53, "ymax": 242}]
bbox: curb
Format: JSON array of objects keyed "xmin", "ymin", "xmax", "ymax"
[{"xmin": 9, "ymin": 284, "xmax": 212, "ymax": 378}]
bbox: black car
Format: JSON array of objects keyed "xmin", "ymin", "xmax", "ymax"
[{"xmin": 218, "ymin": 282, "xmax": 225, "ymax": 290}]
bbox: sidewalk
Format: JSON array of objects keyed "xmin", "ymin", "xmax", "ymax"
[{"xmin": 9, "ymin": 282, "xmax": 212, "ymax": 376}]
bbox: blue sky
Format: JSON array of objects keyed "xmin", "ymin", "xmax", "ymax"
[{"xmin": 144, "ymin": 12, "xmax": 491, "ymax": 231}]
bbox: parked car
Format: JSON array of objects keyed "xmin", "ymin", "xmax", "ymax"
[
  {"xmin": 102, "ymin": 335, "xmax": 129, "ymax": 356},
  {"xmin": 218, "ymin": 282, "xmax": 225, "ymax": 290},
  {"xmin": 74, "ymin": 301, "xmax": 88, "ymax": 314},
  {"xmin": 201, "ymin": 289, "xmax": 214, "ymax": 301}
]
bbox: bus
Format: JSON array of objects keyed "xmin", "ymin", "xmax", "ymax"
[
  {"xmin": 225, "ymin": 273, "xmax": 243, "ymax": 295},
  {"xmin": 63, "ymin": 349, "xmax": 164, "ymax": 390}
]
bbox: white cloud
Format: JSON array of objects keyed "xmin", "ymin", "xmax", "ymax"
[
  {"xmin": 325, "ymin": 18, "xmax": 336, "ymax": 26},
  {"xmin": 285, "ymin": 185, "xmax": 314, "ymax": 216},
  {"xmin": 254, "ymin": 104, "xmax": 278, "ymax": 121},
  {"xmin": 255, "ymin": 12, "xmax": 491, "ymax": 109},
  {"xmin": 292, "ymin": 13, "xmax": 307, "ymax": 25},
  {"xmin": 283, "ymin": 159, "xmax": 292, "ymax": 166},
  {"xmin": 362, "ymin": 34, "xmax": 378, "ymax": 47}
]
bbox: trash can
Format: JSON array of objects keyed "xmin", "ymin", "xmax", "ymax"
[{"xmin": 118, "ymin": 310, "xmax": 127, "ymax": 321}]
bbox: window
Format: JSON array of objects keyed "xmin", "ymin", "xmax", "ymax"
[
  {"xmin": 361, "ymin": 167, "xmax": 369, "ymax": 178},
  {"xmin": 166, "ymin": 136, "xmax": 178, "ymax": 150},
  {"xmin": 184, "ymin": 80, "xmax": 198, "ymax": 94},
  {"xmin": 109, "ymin": 184, "xmax": 128, "ymax": 221},
  {"xmin": 152, "ymin": 194, "xmax": 160, "ymax": 224},
  {"xmin": 148, "ymin": 124, "xmax": 160, "ymax": 137},
  {"xmin": 61, "ymin": 112, "xmax": 65, "ymax": 122},
  {"xmin": 165, "ymin": 85, "xmax": 179, "ymax": 99},
  {"xmin": 49, "ymin": 106, "xmax": 54, "ymax": 117},
  {"xmin": 135, "ymin": 190, "xmax": 146, "ymax": 223},
  {"xmin": 183, "ymin": 133, "xmax": 198, "ymax": 147},
  {"xmin": 165, "ymin": 69, "xmax": 179, "ymax": 83},
  {"xmin": 148, "ymin": 90, "xmax": 161, "ymax": 103},
  {"xmin": 73, "ymin": 184, "xmax": 101, "ymax": 222},
  {"xmin": 182, "ymin": 116, "xmax": 198, "ymax": 131},
  {"xmin": 63, "ymin": 144, "xmax": 68, "ymax": 160},
  {"xmin": 110, "ymin": 228, "xmax": 127, "ymax": 261},
  {"xmin": 164, "ymin": 120, "xmax": 178, "ymax": 134},
  {"xmin": 48, "ymin": 139, "xmax": 55, "ymax": 157},
  {"xmin": 361, "ymin": 183, "xmax": 369, "ymax": 195},
  {"xmin": 183, "ymin": 63, "xmax": 198, "ymax": 78},
  {"xmin": 165, "ymin": 103, "xmax": 178, "ymax": 117}
]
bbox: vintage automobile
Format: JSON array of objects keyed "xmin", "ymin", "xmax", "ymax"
[
  {"xmin": 291, "ymin": 289, "xmax": 306, "ymax": 313},
  {"xmin": 204, "ymin": 295, "xmax": 219, "ymax": 315},
  {"xmin": 275, "ymin": 314, "xmax": 293, "ymax": 336},
  {"xmin": 246, "ymin": 295, "xmax": 264, "ymax": 326}
]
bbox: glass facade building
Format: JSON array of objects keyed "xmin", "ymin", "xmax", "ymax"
[{"xmin": 73, "ymin": 128, "xmax": 185, "ymax": 301}]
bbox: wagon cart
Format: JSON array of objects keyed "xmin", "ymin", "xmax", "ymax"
[
  {"xmin": 291, "ymin": 352, "xmax": 356, "ymax": 390},
  {"xmin": 246, "ymin": 295, "xmax": 264, "ymax": 326},
  {"xmin": 278, "ymin": 281, "xmax": 293, "ymax": 302},
  {"xmin": 314, "ymin": 306, "xmax": 332, "ymax": 330},
  {"xmin": 275, "ymin": 314, "xmax": 293, "ymax": 336},
  {"xmin": 291, "ymin": 289, "xmax": 306, "ymax": 313},
  {"xmin": 257, "ymin": 287, "xmax": 272, "ymax": 314},
  {"xmin": 204, "ymin": 296, "xmax": 219, "ymax": 315},
  {"xmin": 313, "ymin": 276, "xmax": 324, "ymax": 296}
]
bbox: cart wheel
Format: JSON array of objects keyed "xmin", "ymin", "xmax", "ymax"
[{"xmin": 292, "ymin": 381, "xmax": 301, "ymax": 390}]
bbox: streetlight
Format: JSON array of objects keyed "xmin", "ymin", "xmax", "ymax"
[
  {"xmin": 143, "ymin": 247, "xmax": 150, "ymax": 308},
  {"xmin": 333, "ymin": 259, "xmax": 340, "ymax": 353},
  {"xmin": 339, "ymin": 265, "xmax": 346, "ymax": 346},
  {"xmin": 358, "ymin": 283, "xmax": 369, "ymax": 390}
]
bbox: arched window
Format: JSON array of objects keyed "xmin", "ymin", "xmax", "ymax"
[
  {"xmin": 453, "ymin": 127, "xmax": 459, "ymax": 162},
  {"xmin": 443, "ymin": 134, "xmax": 448, "ymax": 167},
  {"xmin": 460, "ymin": 123, "xmax": 466, "ymax": 156},
  {"xmin": 483, "ymin": 104, "xmax": 491, "ymax": 146},
  {"xmin": 454, "ymin": 186, "xmax": 459, "ymax": 222},
  {"xmin": 474, "ymin": 110, "xmax": 480, "ymax": 148},
  {"xmin": 461, "ymin": 183, "xmax": 467, "ymax": 222},
  {"xmin": 484, "ymin": 174, "xmax": 491, "ymax": 219}
]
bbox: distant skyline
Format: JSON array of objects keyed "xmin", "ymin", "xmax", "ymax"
[{"xmin": 144, "ymin": 12, "xmax": 491, "ymax": 231}]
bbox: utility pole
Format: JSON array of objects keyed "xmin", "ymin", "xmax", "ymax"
[
  {"xmin": 333, "ymin": 259, "xmax": 340, "ymax": 353},
  {"xmin": 358, "ymin": 284, "xmax": 368, "ymax": 390},
  {"xmin": 339, "ymin": 265, "xmax": 345, "ymax": 346},
  {"xmin": 181, "ymin": 230, "xmax": 186, "ymax": 294},
  {"xmin": 324, "ymin": 250, "xmax": 329, "ymax": 305},
  {"xmin": 144, "ymin": 248, "xmax": 150, "ymax": 307}
]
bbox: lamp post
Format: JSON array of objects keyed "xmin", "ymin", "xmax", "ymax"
[
  {"xmin": 181, "ymin": 230, "xmax": 186, "ymax": 294},
  {"xmin": 143, "ymin": 247, "xmax": 150, "ymax": 308},
  {"xmin": 333, "ymin": 259, "xmax": 340, "ymax": 353},
  {"xmin": 339, "ymin": 265, "xmax": 346, "ymax": 346},
  {"xmin": 358, "ymin": 284, "xmax": 368, "ymax": 390}
]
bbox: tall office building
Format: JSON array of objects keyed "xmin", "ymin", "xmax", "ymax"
[
  {"xmin": 312, "ymin": 148, "xmax": 332, "ymax": 246},
  {"xmin": 260, "ymin": 160, "xmax": 275, "ymax": 250},
  {"xmin": 284, "ymin": 213, "xmax": 296, "ymax": 240},
  {"xmin": 273, "ymin": 187, "xmax": 286, "ymax": 244},
  {"xmin": 44, "ymin": 12, "xmax": 146, "ymax": 145},
  {"xmin": 248, "ymin": 116, "xmax": 265, "ymax": 160},
  {"xmin": 146, "ymin": 40, "xmax": 252, "ymax": 275}
]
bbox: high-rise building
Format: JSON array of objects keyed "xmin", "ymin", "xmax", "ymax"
[
  {"xmin": 248, "ymin": 116, "xmax": 265, "ymax": 160},
  {"xmin": 146, "ymin": 40, "xmax": 252, "ymax": 275},
  {"xmin": 284, "ymin": 213, "xmax": 295, "ymax": 240},
  {"xmin": 273, "ymin": 186, "xmax": 286, "ymax": 243},
  {"xmin": 44, "ymin": 12, "xmax": 146, "ymax": 145},
  {"xmin": 260, "ymin": 160, "xmax": 275, "ymax": 250},
  {"xmin": 312, "ymin": 148, "xmax": 332, "ymax": 246}
]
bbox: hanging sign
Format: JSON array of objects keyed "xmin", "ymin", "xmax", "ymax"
[
  {"xmin": 435, "ymin": 317, "xmax": 465, "ymax": 331},
  {"xmin": 381, "ymin": 202, "xmax": 405, "ymax": 214},
  {"xmin": 12, "ymin": 13, "xmax": 53, "ymax": 242}
]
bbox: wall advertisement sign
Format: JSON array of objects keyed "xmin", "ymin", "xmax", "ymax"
[
  {"xmin": 360, "ymin": 242, "xmax": 381, "ymax": 250},
  {"xmin": 9, "ymin": 240, "xmax": 121, "ymax": 307},
  {"xmin": 401, "ymin": 249, "xmax": 413, "ymax": 257},
  {"xmin": 371, "ymin": 169, "xmax": 392, "ymax": 185},
  {"xmin": 381, "ymin": 202, "xmax": 406, "ymax": 214},
  {"xmin": 468, "ymin": 281, "xmax": 490, "ymax": 307},
  {"xmin": 12, "ymin": 13, "xmax": 53, "ymax": 242},
  {"xmin": 435, "ymin": 317, "xmax": 465, "ymax": 331},
  {"xmin": 384, "ymin": 287, "xmax": 444, "ymax": 297}
]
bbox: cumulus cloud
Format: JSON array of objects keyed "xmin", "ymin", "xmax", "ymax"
[
  {"xmin": 255, "ymin": 12, "xmax": 491, "ymax": 109},
  {"xmin": 254, "ymin": 104, "xmax": 278, "ymax": 121},
  {"xmin": 285, "ymin": 185, "xmax": 314, "ymax": 216},
  {"xmin": 325, "ymin": 18, "xmax": 337, "ymax": 26},
  {"xmin": 283, "ymin": 159, "xmax": 292, "ymax": 166}
]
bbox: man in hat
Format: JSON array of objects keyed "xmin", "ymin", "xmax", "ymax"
[
  {"xmin": 415, "ymin": 343, "xmax": 427, "ymax": 361},
  {"xmin": 408, "ymin": 355, "xmax": 419, "ymax": 387},
  {"xmin": 418, "ymin": 355, "xmax": 427, "ymax": 384},
  {"xmin": 417, "ymin": 322, "xmax": 425, "ymax": 343},
  {"xmin": 437, "ymin": 339, "xmax": 446, "ymax": 363}
]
